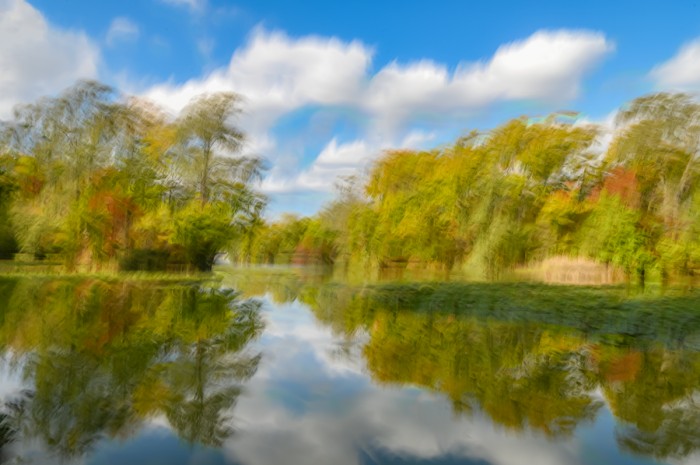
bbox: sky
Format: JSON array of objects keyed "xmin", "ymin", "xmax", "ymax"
[{"xmin": 2, "ymin": 0, "xmax": 700, "ymax": 216}]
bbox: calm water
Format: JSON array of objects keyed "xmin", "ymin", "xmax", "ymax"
[{"xmin": 0, "ymin": 268, "xmax": 698, "ymax": 464}]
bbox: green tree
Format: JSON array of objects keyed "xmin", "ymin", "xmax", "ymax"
[
  {"xmin": 176, "ymin": 93, "xmax": 262, "ymax": 205},
  {"xmin": 606, "ymin": 93, "xmax": 700, "ymax": 281}
]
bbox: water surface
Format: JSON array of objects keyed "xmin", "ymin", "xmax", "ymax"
[{"xmin": 0, "ymin": 268, "xmax": 698, "ymax": 464}]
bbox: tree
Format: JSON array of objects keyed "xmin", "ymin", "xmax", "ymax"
[
  {"xmin": 0, "ymin": 83, "xmax": 267, "ymax": 272},
  {"xmin": 606, "ymin": 93, "xmax": 700, "ymax": 281},
  {"xmin": 0, "ymin": 155, "xmax": 18, "ymax": 258},
  {"xmin": 176, "ymin": 93, "xmax": 262, "ymax": 205},
  {"xmin": 171, "ymin": 93, "xmax": 267, "ymax": 271}
]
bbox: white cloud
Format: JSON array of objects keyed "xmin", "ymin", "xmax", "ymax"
[
  {"xmin": 145, "ymin": 28, "xmax": 611, "ymax": 128},
  {"xmin": 145, "ymin": 28, "xmax": 371, "ymax": 129},
  {"xmin": 0, "ymin": 0, "xmax": 99, "ymax": 118},
  {"xmin": 260, "ymin": 131, "xmax": 440, "ymax": 195},
  {"xmin": 651, "ymin": 38, "xmax": 700, "ymax": 90},
  {"xmin": 461, "ymin": 29, "xmax": 612, "ymax": 101},
  {"xmin": 261, "ymin": 138, "xmax": 377, "ymax": 194},
  {"xmin": 141, "ymin": 27, "xmax": 612, "ymax": 203},
  {"xmin": 398, "ymin": 130, "xmax": 436, "ymax": 149},
  {"xmin": 364, "ymin": 30, "xmax": 613, "ymax": 131},
  {"xmin": 315, "ymin": 138, "xmax": 370, "ymax": 168},
  {"xmin": 106, "ymin": 17, "xmax": 139, "ymax": 46}
]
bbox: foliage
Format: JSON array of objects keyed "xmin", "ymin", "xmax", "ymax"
[
  {"xmin": 0, "ymin": 81, "xmax": 266, "ymax": 271},
  {"xmin": 2, "ymin": 83, "xmax": 699, "ymax": 282},
  {"xmin": 242, "ymin": 95, "xmax": 699, "ymax": 285}
]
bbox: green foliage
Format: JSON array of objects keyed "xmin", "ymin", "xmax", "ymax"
[
  {"xmin": 173, "ymin": 201, "xmax": 236, "ymax": 271},
  {"xmin": 241, "ymin": 94, "xmax": 698, "ymax": 285},
  {"xmin": 233, "ymin": 214, "xmax": 308, "ymax": 264},
  {"xmin": 578, "ymin": 193, "xmax": 650, "ymax": 275},
  {"xmin": 0, "ymin": 81, "xmax": 266, "ymax": 272},
  {"xmin": 0, "ymin": 156, "xmax": 18, "ymax": 258},
  {"xmin": 319, "ymin": 115, "xmax": 599, "ymax": 276},
  {"xmin": 2, "ymin": 83, "xmax": 699, "ymax": 282},
  {"xmin": 299, "ymin": 217, "xmax": 338, "ymax": 265}
]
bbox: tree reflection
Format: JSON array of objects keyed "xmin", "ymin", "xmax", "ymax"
[
  {"xmin": 283, "ymin": 279, "xmax": 700, "ymax": 458},
  {"xmin": 152, "ymin": 288, "xmax": 262, "ymax": 446},
  {"xmin": 601, "ymin": 348, "xmax": 700, "ymax": 460},
  {"xmin": 616, "ymin": 406, "xmax": 700, "ymax": 460},
  {"xmin": 361, "ymin": 313, "xmax": 602, "ymax": 437},
  {"xmin": 0, "ymin": 277, "xmax": 263, "ymax": 460}
]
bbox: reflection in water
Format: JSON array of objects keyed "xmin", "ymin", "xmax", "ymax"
[
  {"xmin": 0, "ymin": 277, "xmax": 263, "ymax": 462},
  {"xmin": 609, "ymin": 349, "xmax": 700, "ymax": 459},
  {"xmin": 365, "ymin": 318, "xmax": 602, "ymax": 437},
  {"xmin": 227, "ymin": 268, "xmax": 700, "ymax": 463},
  {"xmin": 0, "ymin": 269, "xmax": 699, "ymax": 464}
]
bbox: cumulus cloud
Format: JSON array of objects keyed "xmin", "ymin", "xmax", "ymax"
[
  {"xmin": 462, "ymin": 29, "xmax": 612, "ymax": 101},
  {"xmin": 315, "ymin": 138, "xmax": 370, "ymax": 168},
  {"xmin": 106, "ymin": 17, "xmax": 139, "ymax": 46},
  {"xmin": 364, "ymin": 30, "xmax": 613, "ymax": 131},
  {"xmin": 0, "ymin": 0, "xmax": 99, "ymax": 117},
  {"xmin": 651, "ymin": 38, "xmax": 700, "ymax": 90},
  {"xmin": 145, "ymin": 28, "xmax": 371, "ymax": 130},
  {"xmin": 145, "ymin": 28, "xmax": 611, "ymax": 126},
  {"xmin": 141, "ymin": 27, "xmax": 612, "ymax": 199}
]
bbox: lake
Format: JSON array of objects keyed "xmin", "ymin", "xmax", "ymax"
[{"xmin": 0, "ymin": 267, "xmax": 698, "ymax": 464}]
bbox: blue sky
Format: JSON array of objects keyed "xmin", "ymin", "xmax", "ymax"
[{"xmin": 3, "ymin": 0, "xmax": 700, "ymax": 216}]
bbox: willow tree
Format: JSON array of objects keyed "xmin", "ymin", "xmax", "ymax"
[
  {"xmin": 464, "ymin": 116, "xmax": 598, "ymax": 277},
  {"xmin": 360, "ymin": 145, "xmax": 477, "ymax": 269},
  {"xmin": 0, "ymin": 154, "xmax": 17, "ymax": 258},
  {"xmin": 0, "ymin": 82, "xmax": 267, "ymax": 272},
  {"xmin": 2, "ymin": 81, "xmax": 126, "ymax": 265},
  {"xmin": 172, "ymin": 93, "xmax": 266, "ymax": 271},
  {"xmin": 604, "ymin": 93, "xmax": 700, "ymax": 281},
  {"xmin": 176, "ymin": 93, "xmax": 262, "ymax": 205}
]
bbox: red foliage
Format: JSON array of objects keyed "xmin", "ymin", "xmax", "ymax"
[
  {"xmin": 591, "ymin": 167, "xmax": 640, "ymax": 207},
  {"xmin": 87, "ymin": 189, "xmax": 139, "ymax": 256}
]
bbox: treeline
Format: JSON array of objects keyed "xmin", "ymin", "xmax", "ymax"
[
  {"xmin": 1, "ymin": 83, "xmax": 699, "ymax": 280},
  {"xmin": 0, "ymin": 81, "xmax": 264, "ymax": 271},
  {"xmin": 243, "ymin": 93, "xmax": 700, "ymax": 284}
]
